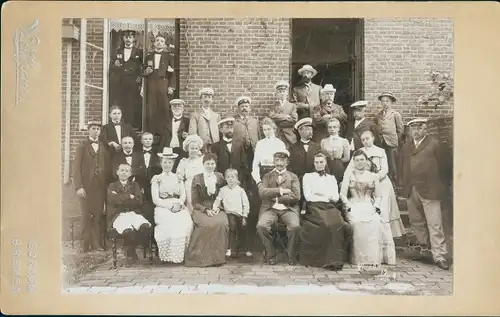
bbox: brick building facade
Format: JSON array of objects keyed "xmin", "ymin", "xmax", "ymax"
[{"xmin": 61, "ymin": 18, "xmax": 453, "ymax": 223}]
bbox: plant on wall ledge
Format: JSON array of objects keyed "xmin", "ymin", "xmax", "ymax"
[{"xmin": 418, "ymin": 71, "xmax": 454, "ymax": 110}]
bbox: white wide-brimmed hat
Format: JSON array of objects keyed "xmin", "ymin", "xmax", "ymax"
[
  {"xmin": 294, "ymin": 117, "xmax": 313, "ymax": 130},
  {"xmin": 407, "ymin": 118, "xmax": 429, "ymax": 126},
  {"xmin": 298, "ymin": 64, "xmax": 318, "ymax": 77},
  {"xmin": 182, "ymin": 135, "xmax": 204, "ymax": 152},
  {"xmin": 274, "ymin": 80, "xmax": 290, "ymax": 90},
  {"xmin": 321, "ymin": 84, "xmax": 337, "ymax": 94},
  {"xmin": 199, "ymin": 87, "xmax": 215, "ymax": 97},
  {"xmin": 350, "ymin": 100, "xmax": 368, "ymax": 108},
  {"xmin": 157, "ymin": 147, "xmax": 179, "ymax": 159}
]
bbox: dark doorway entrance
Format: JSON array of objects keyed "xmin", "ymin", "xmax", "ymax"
[{"xmin": 291, "ymin": 18, "xmax": 364, "ymax": 115}]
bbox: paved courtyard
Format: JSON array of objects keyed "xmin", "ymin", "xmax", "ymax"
[{"xmin": 64, "ymin": 248, "xmax": 453, "ymax": 295}]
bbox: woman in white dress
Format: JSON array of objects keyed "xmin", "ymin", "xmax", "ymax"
[
  {"xmin": 340, "ymin": 149, "xmax": 383, "ymax": 267},
  {"xmin": 251, "ymin": 117, "xmax": 287, "ymax": 184},
  {"xmin": 151, "ymin": 147, "xmax": 194, "ymax": 264},
  {"xmin": 176, "ymin": 135, "xmax": 205, "ymax": 212},
  {"xmin": 345, "ymin": 130, "xmax": 405, "ymax": 265}
]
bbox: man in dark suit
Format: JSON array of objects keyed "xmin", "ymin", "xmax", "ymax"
[
  {"xmin": 291, "ymin": 64, "xmax": 322, "ymax": 120},
  {"xmin": 159, "ymin": 99, "xmax": 190, "ymax": 172},
  {"xmin": 143, "ymin": 36, "xmax": 177, "ymax": 137},
  {"xmin": 109, "ymin": 30, "xmax": 143, "ymax": 128},
  {"xmin": 73, "ymin": 120, "xmax": 111, "ymax": 252},
  {"xmin": 100, "ymin": 105, "xmax": 139, "ymax": 156},
  {"xmin": 111, "ymin": 136, "xmax": 141, "ymax": 181},
  {"xmin": 288, "ymin": 117, "xmax": 321, "ymax": 213},
  {"xmin": 345, "ymin": 101, "xmax": 381, "ymax": 152},
  {"xmin": 256, "ymin": 150, "xmax": 301, "ymax": 265},
  {"xmin": 401, "ymin": 118, "xmax": 449, "ymax": 270}
]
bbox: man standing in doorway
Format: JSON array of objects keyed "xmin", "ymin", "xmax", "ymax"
[{"xmin": 291, "ymin": 64, "xmax": 322, "ymax": 120}]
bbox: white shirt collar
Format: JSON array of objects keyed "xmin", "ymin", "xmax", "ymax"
[
  {"xmin": 414, "ymin": 136, "xmax": 426, "ymax": 147},
  {"xmin": 123, "ymin": 150, "xmax": 133, "ymax": 155},
  {"xmin": 274, "ymin": 168, "xmax": 286, "ymax": 175},
  {"xmin": 89, "ymin": 137, "xmax": 98, "ymax": 142},
  {"xmin": 143, "ymin": 147, "xmax": 152, "ymax": 151},
  {"xmin": 223, "ymin": 136, "xmax": 233, "ymax": 142},
  {"xmin": 119, "ymin": 180, "xmax": 128, "ymax": 186},
  {"xmin": 355, "ymin": 117, "xmax": 365, "ymax": 123},
  {"xmin": 301, "ymin": 139, "xmax": 310, "ymax": 144}
]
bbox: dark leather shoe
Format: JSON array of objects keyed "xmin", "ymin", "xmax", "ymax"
[
  {"xmin": 288, "ymin": 260, "xmax": 297, "ymax": 266},
  {"xmin": 267, "ymin": 258, "xmax": 276, "ymax": 265},
  {"xmin": 436, "ymin": 260, "xmax": 450, "ymax": 270}
]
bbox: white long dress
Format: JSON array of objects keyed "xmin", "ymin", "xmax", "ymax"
[
  {"xmin": 176, "ymin": 156, "xmax": 204, "ymax": 212},
  {"xmin": 151, "ymin": 172, "xmax": 194, "ymax": 263}
]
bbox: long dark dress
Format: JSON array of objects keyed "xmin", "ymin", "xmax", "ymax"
[
  {"xmin": 299, "ymin": 172, "xmax": 350, "ymax": 268},
  {"xmin": 184, "ymin": 172, "xmax": 229, "ymax": 267}
]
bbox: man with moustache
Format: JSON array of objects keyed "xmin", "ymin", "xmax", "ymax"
[
  {"xmin": 345, "ymin": 100, "xmax": 381, "ymax": 153},
  {"xmin": 188, "ymin": 87, "xmax": 221, "ymax": 153},
  {"xmin": 159, "ymin": 99, "xmax": 190, "ymax": 172},
  {"xmin": 109, "ymin": 30, "xmax": 143, "ymax": 128},
  {"xmin": 312, "ymin": 84, "xmax": 348, "ymax": 140},
  {"xmin": 291, "ymin": 64, "xmax": 322, "ymax": 120},
  {"xmin": 269, "ymin": 80, "xmax": 298, "ymax": 148},
  {"xmin": 233, "ymin": 96, "xmax": 261, "ymax": 150},
  {"xmin": 143, "ymin": 35, "xmax": 177, "ymax": 137}
]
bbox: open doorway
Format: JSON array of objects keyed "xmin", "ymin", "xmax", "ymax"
[{"xmin": 291, "ymin": 18, "xmax": 364, "ymax": 116}]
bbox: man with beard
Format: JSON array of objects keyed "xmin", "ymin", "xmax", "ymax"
[
  {"xmin": 159, "ymin": 99, "xmax": 190, "ymax": 172},
  {"xmin": 188, "ymin": 87, "xmax": 221, "ymax": 153},
  {"xmin": 312, "ymin": 84, "xmax": 348, "ymax": 141},
  {"xmin": 143, "ymin": 36, "xmax": 177, "ymax": 137},
  {"xmin": 291, "ymin": 65, "xmax": 322, "ymax": 120},
  {"xmin": 288, "ymin": 117, "xmax": 321, "ymax": 214},
  {"xmin": 109, "ymin": 30, "xmax": 143, "ymax": 128},
  {"xmin": 269, "ymin": 80, "xmax": 298, "ymax": 148},
  {"xmin": 345, "ymin": 101, "xmax": 381, "ymax": 153},
  {"xmin": 233, "ymin": 96, "xmax": 261, "ymax": 150}
]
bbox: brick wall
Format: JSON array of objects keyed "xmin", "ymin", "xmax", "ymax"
[
  {"xmin": 178, "ymin": 18, "xmax": 291, "ymax": 118},
  {"xmin": 363, "ymin": 18, "xmax": 454, "ymax": 121}
]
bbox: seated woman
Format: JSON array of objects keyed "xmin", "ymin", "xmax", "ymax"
[
  {"xmin": 176, "ymin": 135, "xmax": 205, "ymax": 213},
  {"xmin": 184, "ymin": 153, "xmax": 229, "ymax": 267},
  {"xmin": 320, "ymin": 118, "xmax": 350, "ymax": 184},
  {"xmin": 344, "ymin": 131, "xmax": 405, "ymax": 265},
  {"xmin": 340, "ymin": 150, "xmax": 383, "ymax": 267},
  {"xmin": 151, "ymin": 148, "xmax": 194, "ymax": 264},
  {"xmin": 251, "ymin": 117, "xmax": 287, "ymax": 184},
  {"xmin": 299, "ymin": 152, "xmax": 350, "ymax": 270}
]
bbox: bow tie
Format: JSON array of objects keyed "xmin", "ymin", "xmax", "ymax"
[
  {"xmin": 112, "ymin": 122, "xmax": 120, "ymax": 126},
  {"xmin": 224, "ymin": 139, "xmax": 232, "ymax": 144},
  {"xmin": 143, "ymin": 149, "xmax": 152, "ymax": 154},
  {"xmin": 124, "ymin": 153, "xmax": 132, "ymax": 157},
  {"xmin": 155, "ymin": 52, "xmax": 162, "ymax": 55},
  {"xmin": 317, "ymin": 170, "xmax": 327, "ymax": 176},
  {"xmin": 173, "ymin": 117, "xmax": 182, "ymax": 122},
  {"xmin": 90, "ymin": 140, "xmax": 98, "ymax": 144}
]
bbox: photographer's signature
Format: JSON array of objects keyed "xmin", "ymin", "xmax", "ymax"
[{"xmin": 13, "ymin": 19, "xmax": 40, "ymax": 106}]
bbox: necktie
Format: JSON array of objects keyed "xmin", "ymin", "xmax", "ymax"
[
  {"xmin": 113, "ymin": 122, "xmax": 120, "ymax": 126},
  {"xmin": 173, "ymin": 117, "xmax": 182, "ymax": 122}
]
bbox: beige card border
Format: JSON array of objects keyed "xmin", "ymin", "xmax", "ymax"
[{"xmin": 1, "ymin": 1, "xmax": 500, "ymax": 315}]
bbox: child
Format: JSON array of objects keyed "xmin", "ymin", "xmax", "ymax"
[
  {"xmin": 100, "ymin": 106, "xmax": 138, "ymax": 156},
  {"xmin": 73, "ymin": 120, "xmax": 111, "ymax": 252},
  {"xmin": 112, "ymin": 136, "xmax": 140, "ymax": 181},
  {"xmin": 212, "ymin": 169, "xmax": 251, "ymax": 259},
  {"xmin": 107, "ymin": 163, "xmax": 151, "ymax": 266}
]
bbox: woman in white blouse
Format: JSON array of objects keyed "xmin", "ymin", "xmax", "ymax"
[
  {"xmin": 176, "ymin": 135, "xmax": 205, "ymax": 212},
  {"xmin": 251, "ymin": 117, "xmax": 287, "ymax": 184},
  {"xmin": 299, "ymin": 152, "xmax": 350, "ymax": 270}
]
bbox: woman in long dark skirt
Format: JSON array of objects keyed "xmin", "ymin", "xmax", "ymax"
[
  {"xmin": 184, "ymin": 153, "xmax": 229, "ymax": 267},
  {"xmin": 299, "ymin": 152, "xmax": 350, "ymax": 270}
]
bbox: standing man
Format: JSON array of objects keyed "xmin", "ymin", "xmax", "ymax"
[
  {"xmin": 269, "ymin": 80, "xmax": 298, "ymax": 148},
  {"xmin": 159, "ymin": 99, "xmax": 190, "ymax": 172},
  {"xmin": 109, "ymin": 30, "xmax": 144, "ymax": 128},
  {"xmin": 256, "ymin": 150, "xmax": 301, "ymax": 265},
  {"xmin": 143, "ymin": 35, "xmax": 177, "ymax": 137},
  {"xmin": 233, "ymin": 96, "xmax": 261, "ymax": 150},
  {"xmin": 188, "ymin": 87, "xmax": 221, "ymax": 153},
  {"xmin": 401, "ymin": 118, "xmax": 449, "ymax": 270},
  {"xmin": 288, "ymin": 117, "xmax": 321, "ymax": 214},
  {"xmin": 375, "ymin": 92, "xmax": 404, "ymax": 184},
  {"xmin": 291, "ymin": 64, "xmax": 322, "ymax": 120},
  {"xmin": 73, "ymin": 120, "xmax": 111, "ymax": 252},
  {"xmin": 345, "ymin": 101, "xmax": 380, "ymax": 153}
]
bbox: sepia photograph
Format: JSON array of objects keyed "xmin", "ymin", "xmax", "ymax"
[{"xmin": 60, "ymin": 17, "xmax": 454, "ymax": 295}]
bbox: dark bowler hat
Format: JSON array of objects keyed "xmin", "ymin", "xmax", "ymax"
[{"xmin": 122, "ymin": 30, "xmax": 136, "ymax": 37}]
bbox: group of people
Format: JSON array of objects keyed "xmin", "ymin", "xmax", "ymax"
[{"xmin": 73, "ymin": 63, "xmax": 450, "ymax": 271}]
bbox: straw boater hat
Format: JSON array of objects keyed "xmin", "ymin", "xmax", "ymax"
[
  {"xmin": 218, "ymin": 117, "xmax": 235, "ymax": 127},
  {"xmin": 169, "ymin": 99, "xmax": 185, "ymax": 106},
  {"xmin": 274, "ymin": 80, "xmax": 290, "ymax": 90},
  {"xmin": 298, "ymin": 64, "xmax": 318, "ymax": 77},
  {"xmin": 182, "ymin": 135, "xmax": 203, "ymax": 152},
  {"xmin": 350, "ymin": 100, "xmax": 368, "ymax": 108},
  {"xmin": 321, "ymin": 84, "xmax": 337, "ymax": 94},
  {"xmin": 274, "ymin": 149, "xmax": 290, "ymax": 159},
  {"xmin": 378, "ymin": 92, "xmax": 397, "ymax": 102},
  {"xmin": 407, "ymin": 118, "xmax": 428, "ymax": 126},
  {"xmin": 199, "ymin": 87, "xmax": 215, "ymax": 97},
  {"xmin": 157, "ymin": 147, "xmax": 178, "ymax": 159},
  {"xmin": 87, "ymin": 120, "xmax": 102, "ymax": 128},
  {"xmin": 235, "ymin": 96, "xmax": 251, "ymax": 106},
  {"xmin": 294, "ymin": 117, "xmax": 313, "ymax": 131}
]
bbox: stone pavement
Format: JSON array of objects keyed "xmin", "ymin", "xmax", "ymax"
[{"xmin": 64, "ymin": 250, "xmax": 453, "ymax": 295}]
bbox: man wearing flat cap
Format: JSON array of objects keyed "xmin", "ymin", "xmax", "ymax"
[
  {"xmin": 288, "ymin": 117, "xmax": 322, "ymax": 214},
  {"xmin": 233, "ymin": 96, "xmax": 261, "ymax": 150},
  {"xmin": 188, "ymin": 87, "xmax": 221, "ymax": 153},
  {"xmin": 109, "ymin": 30, "xmax": 144, "ymax": 129},
  {"xmin": 73, "ymin": 120, "xmax": 112, "ymax": 252},
  {"xmin": 269, "ymin": 81, "xmax": 298, "ymax": 147},
  {"xmin": 400, "ymin": 118, "xmax": 450, "ymax": 270},
  {"xmin": 345, "ymin": 100, "xmax": 381, "ymax": 153},
  {"xmin": 159, "ymin": 99, "xmax": 190, "ymax": 171},
  {"xmin": 143, "ymin": 35, "xmax": 177, "ymax": 137},
  {"xmin": 257, "ymin": 150, "xmax": 301, "ymax": 265},
  {"xmin": 291, "ymin": 65, "xmax": 322, "ymax": 120}
]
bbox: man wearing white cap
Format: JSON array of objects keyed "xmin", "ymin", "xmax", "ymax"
[
  {"xmin": 345, "ymin": 100, "xmax": 380, "ymax": 152},
  {"xmin": 313, "ymin": 84, "xmax": 349, "ymax": 141},
  {"xmin": 291, "ymin": 64, "xmax": 322, "ymax": 120},
  {"xmin": 159, "ymin": 99, "xmax": 190, "ymax": 171},
  {"xmin": 143, "ymin": 35, "xmax": 177, "ymax": 136},
  {"xmin": 400, "ymin": 118, "xmax": 449, "ymax": 270},
  {"xmin": 233, "ymin": 96, "xmax": 261, "ymax": 149},
  {"xmin": 188, "ymin": 87, "xmax": 221, "ymax": 153},
  {"xmin": 269, "ymin": 80, "xmax": 298, "ymax": 147}
]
